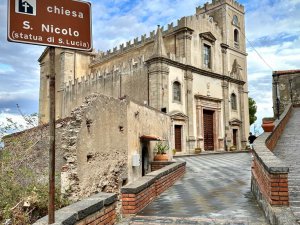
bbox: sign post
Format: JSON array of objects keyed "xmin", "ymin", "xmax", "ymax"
[
  {"xmin": 7, "ymin": 0, "xmax": 92, "ymax": 223},
  {"xmin": 48, "ymin": 46, "xmax": 56, "ymax": 224}
]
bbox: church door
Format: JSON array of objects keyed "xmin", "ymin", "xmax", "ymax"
[
  {"xmin": 233, "ymin": 129, "xmax": 238, "ymax": 147},
  {"xmin": 175, "ymin": 125, "xmax": 182, "ymax": 152},
  {"xmin": 203, "ymin": 110, "xmax": 214, "ymax": 151}
]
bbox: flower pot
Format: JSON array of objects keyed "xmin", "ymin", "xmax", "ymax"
[
  {"xmin": 154, "ymin": 154, "xmax": 169, "ymax": 161},
  {"xmin": 230, "ymin": 146, "xmax": 237, "ymax": 151},
  {"xmin": 262, "ymin": 118, "xmax": 275, "ymax": 132},
  {"xmin": 194, "ymin": 148, "xmax": 201, "ymax": 154},
  {"xmin": 261, "ymin": 122, "xmax": 275, "ymax": 132}
]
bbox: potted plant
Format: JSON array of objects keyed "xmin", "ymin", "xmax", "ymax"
[
  {"xmin": 194, "ymin": 147, "xmax": 202, "ymax": 154},
  {"xmin": 153, "ymin": 142, "xmax": 169, "ymax": 161},
  {"xmin": 262, "ymin": 117, "xmax": 275, "ymax": 132},
  {"xmin": 229, "ymin": 145, "xmax": 237, "ymax": 151}
]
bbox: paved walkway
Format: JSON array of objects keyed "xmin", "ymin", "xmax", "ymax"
[
  {"xmin": 273, "ymin": 107, "xmax": 300, "ymax": 219},
  {"xmin": 120, "ymin": 153, "xmax": 268, "ymax": 225}
]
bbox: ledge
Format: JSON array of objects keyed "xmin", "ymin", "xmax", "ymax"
[
  {"xmin": 253, "ymin": 135, "xmax": 289, "ymax": 174},
  {"xmin": 253, "ymin": 104, "xmax": 292, "ymax": 174},
  {"xmin": 121, "ymin": 162, "xmax": 186, "ymax": 194},
  {"xmin": 33, "ymin": 193, "xmax": 117, "ymax": 225}
]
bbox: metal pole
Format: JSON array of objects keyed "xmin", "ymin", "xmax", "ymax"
[{"xmin": 48, "ymin": 46, "xmax": 56, "ymax": 224}]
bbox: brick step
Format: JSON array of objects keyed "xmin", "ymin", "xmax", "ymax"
[{"xmin": 123, "ymin": 216, "xmax": 267, "ymax": 225}]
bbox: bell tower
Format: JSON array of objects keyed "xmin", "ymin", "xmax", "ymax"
[{"xmin": 196, "ymin": 0, "xmax": 249, "ymax": 149}]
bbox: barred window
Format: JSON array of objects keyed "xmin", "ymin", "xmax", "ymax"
[
  {"xmin": 231, "ymin": 93, "xmax": 237, "ymax": 110},
  {"xmin": 173, "ymin": 81, "xmax": 181, "ymax": 102}
]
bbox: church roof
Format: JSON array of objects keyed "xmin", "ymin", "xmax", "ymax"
[{"xmin": 151, "ymin": 25, "xmax": 167, "ymax": 58}]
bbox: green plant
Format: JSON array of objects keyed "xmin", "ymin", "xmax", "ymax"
[
  {"xmin": 154, "ymin": 142, "xmax": 169, "ymax": 154},
  {"xmin": 172, "ymin": 149, "xmax": 177, "ymax": 155},
  {"xmin": 0, "ymin": 148, "xmax": 69, "ymax": 224}
]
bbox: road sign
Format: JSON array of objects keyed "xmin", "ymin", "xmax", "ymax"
[{"xmin": 7, "ymin": 0, "xmax": 92, "ymax": 51}]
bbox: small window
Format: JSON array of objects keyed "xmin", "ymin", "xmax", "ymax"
[
  {"xmin": 234, "ymin": 29, "xmax": 239, "ymax": 43},
  {"xmin": 173, "ymin": 81, "xmax": 181, "ymax": 102},
  {"xmin": 203, "ymin": 44, "xmax": 211, "ymax": 69},
  {"xmin": 231, "ymin": 93, "xmax": 237, "ymax": 110}
]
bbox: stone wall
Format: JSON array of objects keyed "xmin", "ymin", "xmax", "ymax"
[
  {"xmin": 33, "ymin": 193, "xmax": 117, "ymax": 225},
  {"xmin": 121, "ymin": 162, "xmax": 186, "ymax": 215},
  {"xmin": 63, "ymin": 94, "xmax": 128, "ymax": 200}
]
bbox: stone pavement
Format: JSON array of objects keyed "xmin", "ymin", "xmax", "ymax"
[
  {"xmin": 118, "ymin": 153, "xmax": 268, "ymax": 225},
  {"xmin": 273, "ymin": 107, "xmax": 300, "ymax": 220}
]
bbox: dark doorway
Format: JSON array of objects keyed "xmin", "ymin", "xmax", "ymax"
[
  {"xmin": 233, "ymin": 129, "xmax": 238, "ymax": 147},
  {"xmin": 142, "ymin": 146, "xmax": 149, "ymax": 176},
  {"xmin": 175, "ymin": 125, "xmax": 182, "ymax": 152},
  {"xmin": 203, "ymin": 110, "xmax": 214, "ymax": 151}
]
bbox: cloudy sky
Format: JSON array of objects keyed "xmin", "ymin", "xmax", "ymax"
[{"xmin": 0, "ymin": 0, "xmax": 300, "ymax": 134}]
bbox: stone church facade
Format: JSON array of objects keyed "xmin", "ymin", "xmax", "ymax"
[{"xmin": 39, "ymin": 0, "xmax": 249, "ymax": 153}]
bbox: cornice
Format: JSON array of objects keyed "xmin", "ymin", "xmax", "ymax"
[{"xmin": 146, "ymin": 57, "xmax": 245, "ymax": 85}]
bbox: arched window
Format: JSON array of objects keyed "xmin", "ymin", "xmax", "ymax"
[
  {"xmin": 234, "ymin": 29, "xmax": 239, "ymax": 43},
  {"xmin": 173, "ymin": 81, "xmax": 181, "ymax": 102},
  {"xmin": 231, "ymin": 93, "xmax": 237, "ymax": 110}
]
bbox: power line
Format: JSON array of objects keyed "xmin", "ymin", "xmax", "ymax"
[{"xmin": 226, "ymin": 11, "xmax": 274, "ymax": 71}]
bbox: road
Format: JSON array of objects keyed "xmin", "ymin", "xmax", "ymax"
[{"xmin": 120, "ymin": 152, "xmax": 269, "ymax": 225}]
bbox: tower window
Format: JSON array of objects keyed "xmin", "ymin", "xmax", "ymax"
[
  {"xmin": 234, "ymin": 29, "xmax": 239, "ymax": 48},
  {"xmin": 173, "ymin": 81, "xmax": 181, "ymax": 102},
  {"xmin": 203, "ymin": 44, "xmax": 211, "ymax": 69},
  {"xmin": 231, "ymin": 93, "xmax": 237, "ymax": 110}
]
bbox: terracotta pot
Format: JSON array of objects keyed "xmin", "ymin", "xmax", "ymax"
[
  {"xmin": 154, "ymin": 154, "xmax": 169, "ymax": 161},
  {"xmin": 261, "ymin": 122, "xmax": 275, "ymax": 132}
]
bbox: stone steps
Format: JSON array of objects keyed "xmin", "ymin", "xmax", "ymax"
[{"xmin": 119, "ymin": 216, "xmax": 267, "ymax": 225}]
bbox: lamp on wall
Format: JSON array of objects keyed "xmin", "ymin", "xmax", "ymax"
[{"xmin": 289, "ymin": 78, "xmax": 293, "ymax": 105}]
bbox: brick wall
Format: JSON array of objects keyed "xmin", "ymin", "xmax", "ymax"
[
  {"xmin": 150, "ymin": 161, "xmax": 174, "ymax": 171},
  {"xmin": 252, "ymin": 159, "xmax": 289, "ymax": 206},
  {"xmin": 251, "ymin": 104, "xmax": 291, "ymax": 210},
  {"xmin": 121, "ymin": 162, "xmax": 186, "ymax": 215},
  {"xmin": 33, "ymin": 193, "xmax": 117, "ymax": 225},
  {"xmin": 266, "ymin": 105, "xmax": 292, "ymax": 151}
]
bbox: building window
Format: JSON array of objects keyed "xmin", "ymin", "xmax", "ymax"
[
  {"xmin": 173, "ymin": 81, "xmax": 181, "ymax": 102},
  {"xmin": 234, "ymin": 29, "xmax": 239, "ymax": 48},
  {"xmin": 231, "ymin": 93, "xmax": 237, "ymax": 110},
  {"xmin": 203, "ymin": 44, "xmax": 211, "ymax": 69}
]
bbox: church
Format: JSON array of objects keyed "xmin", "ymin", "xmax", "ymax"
[{"xmin": 38, "ymin": 0, "xmax": 249, "ymax": 154}]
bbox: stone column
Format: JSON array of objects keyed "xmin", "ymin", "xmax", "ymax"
[
  {"xmin": 239, "ymin": 85, "xmax": 247, "ymax": 148},
  {"xmin": 185, "ymin": 70, "xmax": 195, "ymax": 152},
  {"xmin": 221, "ymin": 43, "xmax": 229, "ymax": 150}
]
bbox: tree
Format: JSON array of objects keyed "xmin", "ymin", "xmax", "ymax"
[{"xmin": 249, "ymin": 97, "xmax": 257, "ymax": 126}]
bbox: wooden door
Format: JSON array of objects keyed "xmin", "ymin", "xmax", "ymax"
[
  {"xmin": 233, "ymin": 129, "xmax": 238, "ymax": 147},
  {"xmin": 203, "ymin": 110, "xmax": 214, "ymax": 151},
  {"xmin": 175, "ymin": 125, "xmax": 182, "ymax": 152}
]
